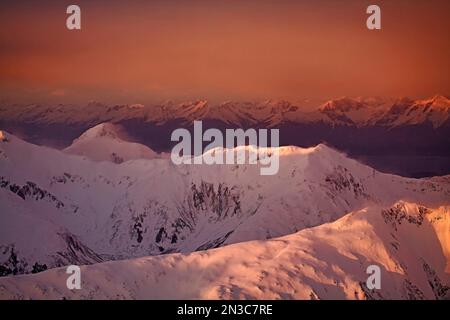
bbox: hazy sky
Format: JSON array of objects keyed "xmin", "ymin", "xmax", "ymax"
[{"xmin": 0, "ymin": 0, "xmax": 449, "ymax": 104}]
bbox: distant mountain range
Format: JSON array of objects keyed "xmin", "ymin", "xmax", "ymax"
[
  {"xmin": 1, "ymin": 95, "xmax": 449, "ymax": 128},
  {"xmin": 1, "ymin": 95, "xmax": 449, "ymax": 177}
]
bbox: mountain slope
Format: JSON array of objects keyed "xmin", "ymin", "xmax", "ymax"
[
  {"xmin": 64, "ymin": 123, "xmax": 158, "ymax": 163},
  {"xmin": 0, "ymin": 188, "xmax": 103, "ymax": 277},
  {"xmin": 1, "ymin": 129, "xmax": 449, "ymax": 277},
  {"xmin": 373, "ymin": 95, "xmax": 450, "ymax": 128},
  {"xmin": 318, "ymin": 97, "xmax": 389, "ymax": 126},
  {"xmin": 0, "ymin": 202, "xmax": 448, "ymax": 300}
]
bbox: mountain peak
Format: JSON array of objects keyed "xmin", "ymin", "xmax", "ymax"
[
  {"xmin": 128, "ymin": 103, "xmax": 145, "ymax": 109},
  {"xmin": 64, "ymin": 123, "xmax": 157, "ymax": 163},
  {"xmin": 0, "ymin": 130, "xmax": 9, "ymax": 142},
  {"xmin": 77, "ymin": 122, "xmax": 129, "ymax": 142},
  {"xmin": 179, "ymin": 99, "xmax": 208, "ymax": 108},
  {"xmin": 319, "ymin": 97, "xmax": 367, "ymax": 112},
  {"xmin": 417, "ymin": 95, "xmax": 450, "ymax": 109}
]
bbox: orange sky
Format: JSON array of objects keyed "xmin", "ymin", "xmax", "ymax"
[{"xmin": 0, "ymin": 0, "xmax": 449, "ymax": 104}]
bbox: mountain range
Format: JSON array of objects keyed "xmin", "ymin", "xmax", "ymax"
[
  {"xmin": 1, "ymin": 202, "xmax": 448, "ymax": 300},
  {"xmin": 1, "ymin": 95, "xmax": 449, "ymax": 128},
  {"xmin": 0, "ymin": 125, "xmax": 449, "ymax": 299},
  {"xmin": 1, "ymin": 95, "xmax": 449, "ymax": 177}
]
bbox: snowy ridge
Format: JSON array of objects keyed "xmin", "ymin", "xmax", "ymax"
[
  {"xmin": 0, "ymin": 202, "xmax": 448, "ymax": 300},
  {"xmin": 71, "ymin": 122, "xmax": 129, "ymax": 141},
  {"xmin": 1, "ymin": 128, "xmax": 449, "ymax": 280},
  {"xmin": 372, "ymin": 95, "xmax": 450, "ymax": 128},
  {"xmin": 1, "ymin": 95, "xmax": 448, "ymax": 128},
  {"xmin": 64, "ymin": 123, "xmax": 158, "ymax": 163},
  {"xmin": 318, "ymin": 96, "xmax": 389, "ymax": 126}
]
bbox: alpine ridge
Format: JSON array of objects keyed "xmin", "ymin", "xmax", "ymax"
[
  {"xmin": 0, "ymin": 129, "xmax": 449, "ymax": 281},
  {"xmin": 0, "ymin": 201, "xmax": 448, "ymax": 299}
]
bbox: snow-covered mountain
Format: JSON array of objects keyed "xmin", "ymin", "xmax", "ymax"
[
  {"xmin": 1, "ymin": 95, "xmax": 448, "ymax": 129},
  {"xmin": 0, "ymin": 201, "xmax": 448, "ymax": 300},
  {"xmin": 1, "ymin": 95, "xmax": 449, "ymax": 180},
  {"xmin": 1, "ymin": 128, "xmax": 449, "ymax": 280},
  {"xmin": 206, "ymin": 100, "xmax": 310, "ymax": 126},
  {"xmin": 372, "ymin": 95, "xmax": 450, "ymax": 128},
  {"xmin": 64, "ymin": 123, "xmax": 158, "ymax": 163},
  {"xmin": 318, "ymin": 97, "xmax": 390, "ymax": 126}
]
